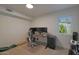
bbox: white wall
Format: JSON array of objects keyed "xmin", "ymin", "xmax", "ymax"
[
  {"xmin": 31, "ymin": 6, "xmax": 79, "ymax": 49},
  {"xmin": 0, "ymin": 15, "xmax": 31, "ymax": 47}
]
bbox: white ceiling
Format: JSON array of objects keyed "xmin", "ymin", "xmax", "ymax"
[{"xmin": 0, "ymin": 4, "xmax": 78, "ymax": 18}]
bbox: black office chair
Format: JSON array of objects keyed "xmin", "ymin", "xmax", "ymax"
[{"xmin": 45, "ymin": 34, "xmax": 56, "ymax": 49}]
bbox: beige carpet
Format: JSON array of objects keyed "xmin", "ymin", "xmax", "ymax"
[{"xmin": 1, "ymin": 43, "xmax": 68, "ymax": 55}]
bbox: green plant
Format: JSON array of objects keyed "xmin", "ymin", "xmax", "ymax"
[{"xmin": 59, "ymin": 24, "xmax": 67, "ymax": 33}]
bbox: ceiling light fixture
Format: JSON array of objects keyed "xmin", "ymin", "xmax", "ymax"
[{"xmin": 26, "ymin": 4, "xmax": 33, "ymax": 9}]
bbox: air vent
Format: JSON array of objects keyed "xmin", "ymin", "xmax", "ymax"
[{"xmin": 6, "ymin": 8, "xmax": 13, "ymax": 12}]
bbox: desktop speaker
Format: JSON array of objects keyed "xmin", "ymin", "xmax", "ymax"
[{"xmin": 73, "ymin": 32, "xmax": 78, "ymax": 41}]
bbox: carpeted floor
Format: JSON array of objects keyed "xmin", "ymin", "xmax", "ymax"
[{"xmin": 0, "ymin": 43, "xmax": 68, "ymax": 55}]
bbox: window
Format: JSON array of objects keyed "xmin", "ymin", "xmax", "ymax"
[{"xmin": 58, "ymin": 16, "xmax": 72, "ymax": 34}]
